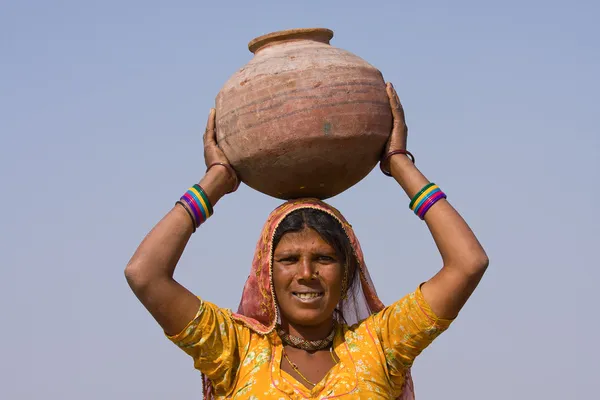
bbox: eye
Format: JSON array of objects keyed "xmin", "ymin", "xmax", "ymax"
[
  {"xmin": 317, "ymin": 255, "xmax": 336, "ymax": 263},
  {"xmin": 277, "ymin": 256, "xmax": 298, "ymax": 264}
]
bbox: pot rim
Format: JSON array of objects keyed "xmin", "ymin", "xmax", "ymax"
[{"xmin": 248, "ymin": 28, "xmax": 334, "ymax": 54}]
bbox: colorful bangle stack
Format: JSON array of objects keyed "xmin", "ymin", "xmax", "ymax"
[
  {"xmin": 176, "ymin": 184, "xmax": 214, "ymax": 232},
  {"xmin": 409, "ymin": 183, "xmax": 447, "ymax": 220}
]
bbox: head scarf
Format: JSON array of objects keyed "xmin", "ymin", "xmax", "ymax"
[{"xmin": 203, "ymin": 198, "xmax": 414, "ymax": 399}]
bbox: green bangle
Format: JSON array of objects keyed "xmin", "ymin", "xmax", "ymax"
[
  {"xmin": 409, "ymin": 183, "xmax": 436, "ymax": 210},
  {"xmin": 193, "ymin": 184, "xmax": 214, "ymax": 216}
]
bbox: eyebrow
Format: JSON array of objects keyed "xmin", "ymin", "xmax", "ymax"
[{"xmin": 274, "ymin": 249, "xmax": 338, "ymax": 258}]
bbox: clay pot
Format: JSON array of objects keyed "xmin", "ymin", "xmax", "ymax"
[{"xmin": 215, "ymin": 28, "xmax": 391, "ymax": 199}]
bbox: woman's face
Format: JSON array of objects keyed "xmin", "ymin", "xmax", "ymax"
[{"xmin": 272, "ymin": 227, "xmax": 343, "ymax": 328}]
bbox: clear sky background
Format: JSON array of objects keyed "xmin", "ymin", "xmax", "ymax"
[{"xmin": 1, "ymin": 1, "xmax": 597, "ymax": 399}]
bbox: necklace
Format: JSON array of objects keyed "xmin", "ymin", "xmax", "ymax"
[
  {"xmin": 282, "ymin": 347, "xmax": 338, "ymax": 387},
  {"xmin": 277, "ymin": 326, "xmax": 335, "ymax": 351}
]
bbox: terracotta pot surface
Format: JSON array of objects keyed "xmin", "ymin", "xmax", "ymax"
[{"xmin": 215, "ymin": 28, "xmax": 391, "ymax": 199}]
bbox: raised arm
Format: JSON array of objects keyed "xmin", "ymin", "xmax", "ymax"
[
  {"xmin": 124, "ymin": 109, "xmax": 237, "ymax": 335},
  {"xmin": 382, "ymin": 83, "xmax": 489, "ymax": 319}
]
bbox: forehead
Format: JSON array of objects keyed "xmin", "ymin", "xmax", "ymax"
[{"xmin": 273, "ymin": 227, "xmax": 335, "ymax": 253}]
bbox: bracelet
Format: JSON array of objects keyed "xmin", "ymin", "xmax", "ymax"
[
  {"xmin": 180, "ymin": 195, "xmax": 201, "ymax": 225},
  {"xmin": 193, "ymin": 184, "xmax": 213, "ymax": 216},
  {"xmin": 409, "ymin": 183, "xmax": 447, "ymax": 220},
  {"xmin": 416, "ymin": 191, "xmax": 446, "ymax": 219},
  {"xmin": 408, "ymin": 182, "xmax": 435, "ymax": 210},
  {"xmin": 179, "ymin": 184, "xmax": 214, "ymax": 229},
  {"xmin": 380, "ymin": 150, "xmax": 415, "ymax": 176},
  {"xmin": 176, "ymin": 201, "xmax": 196, "ymax": 233},
  {"xmin": 206, "ymin": 162, "xmax": 240, "ymax": 193}
]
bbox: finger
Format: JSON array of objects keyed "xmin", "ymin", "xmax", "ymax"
[
  {"xmin": 386, "ymin": 82, "xmax": 406, "ymax": 123},
  {"xmin": 203, "ymin": 108, "xmax": 217, "ymax": 146},
  {"xmin": 386, "ymin": 83, "xmax": 401, "ymax": 111}
]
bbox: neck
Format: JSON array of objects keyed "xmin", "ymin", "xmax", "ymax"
[{"xmin": 279, "ymin": 319, "xmax": 334, "ymax": 341}]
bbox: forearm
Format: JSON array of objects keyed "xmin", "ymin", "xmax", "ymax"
[
  {"xmin": 125, "ymin": 109, "xmax": 240, "ymax": 335},
  {"xmin": 124, "ymin": 168, "xmax": 234, "ymax": 334},
  {"xmin": 390, "ymin": 155, "xmax": 488, "ymax": 270},
  {"xmin": 390, "ymin": 155, "xmax": 488, "ymax": 318},
  {"xmin": 125, "ymin": 168, "xmax": 232, "ymax": 285}
]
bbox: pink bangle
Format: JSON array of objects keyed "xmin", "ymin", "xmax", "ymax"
[
  {"xmin": 206, "ymin": 162, "xmax": 240, "ymax": 193},
  {"xmin": 417, "ymin": 192, "xmax": 447, "ymax": 219}
]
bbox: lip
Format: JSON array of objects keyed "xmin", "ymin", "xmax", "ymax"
[{"xmin": 292, "ymin": 292, "xmax": 324, "ymax": 303}]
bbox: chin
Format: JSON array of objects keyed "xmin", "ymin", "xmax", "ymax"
[{"xmin": 287, "ymin": 310, "xmax": 333, "ymax": 327}]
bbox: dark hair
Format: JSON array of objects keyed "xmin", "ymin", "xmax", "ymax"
[{"xmin": 272, "ymin": 208, "xmax": 359, "ymax": 300}]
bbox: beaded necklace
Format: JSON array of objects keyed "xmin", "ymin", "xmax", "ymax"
[{"xmin": 277, "ymin": 326, "xmax": 335, "ymax": 351}]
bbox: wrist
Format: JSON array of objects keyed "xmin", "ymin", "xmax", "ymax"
[
  {"xmin": 381, "ymin": 149, "xmax": 414, "ymax": 176},
  {"xmin": 390, "ymin": 154, "xmax": 422, "ymax": 187},
  {"xmin": 389, "ymin": 153, "xmax": 415, "ymax": 173},
  {"xmin": 199, "ymin": 167, "xmax": 233, "ymax": 206}
]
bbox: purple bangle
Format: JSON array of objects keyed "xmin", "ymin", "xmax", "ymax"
[
  {"xmin": 415, "ymin": 190, "xmax": 445, "ymax": 217},
  {"xmin": 180, "ymin": 195, "xmax": 200, "ymax": 226},
  {"xmin": 182, "ymin": 192, "xmax": 204, "ymax": 223},
  {"xmin": 418, "ymin": 192, "xmax": 447, "ymax": 219},
  {"xmin": 176, "ymin": 201, "xmax": 196, "ymax": 233}
]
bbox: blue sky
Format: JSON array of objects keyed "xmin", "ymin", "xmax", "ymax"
[{"xmin": 1, "ymin": 1, "xmax": 597, "ymax": 399}]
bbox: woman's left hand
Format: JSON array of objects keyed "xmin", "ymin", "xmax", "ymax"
[{"xmin": 381, "ymin": 82, "xmax": 408, "ymax": 171}]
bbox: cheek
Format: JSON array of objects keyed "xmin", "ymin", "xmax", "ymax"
[
  {"xmin": 272, "ymin": 266, "xmax": 292, "ymax": 293},
  {"xmin": 322, "ymin": 266, "xmax": 344, "ymax": 292}
]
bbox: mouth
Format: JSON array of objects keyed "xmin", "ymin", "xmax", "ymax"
[{"xmin": 292, "ymin": 292, "xmax": 324, "ymax": 301}]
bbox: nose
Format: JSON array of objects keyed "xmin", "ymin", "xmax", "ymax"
[{"xmin": 297, "ymin": 257, "xmax": 316, "ymax": 281}]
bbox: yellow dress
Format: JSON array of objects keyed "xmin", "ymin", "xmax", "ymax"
[{"xmin": 168, "ymin": 286, "xmax": 453, "ymax": 399}]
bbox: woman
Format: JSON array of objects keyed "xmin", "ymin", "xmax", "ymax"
[{"xmin": 125, "ymin": 83, "xmax": 489, "ymax": 399}]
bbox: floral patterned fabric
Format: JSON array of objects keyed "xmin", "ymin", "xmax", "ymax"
[
  {"xmin": 167, "ymin": 199, "xmax": 453, "ymax": 399},
  {"xmin": 168, "ymin": 286, "xmax": 452, "ymax": 399}
]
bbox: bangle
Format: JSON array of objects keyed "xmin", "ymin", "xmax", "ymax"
[
  {"xmin": 408, "ymin": 182, "xmax": 436, "ymax": 210},
  {"xmin": 193, "ymin": 184, "xmax": 214, "ymax": 216},
  {"xmin": 415, "ymin": 191, "xmax": 446, "ymax": 219},
  {"xmin": 380, "ymin": 150, "xmax": 415, "ymax": 176},
  {"xmin": 409, "ymin": 182, "xmax": 447, "ymax": 220},
  {"xmin": 175, "ymin": 201, "xmax": 196, "ymax": 232},
  {"xmin": 412, "ymin": 187, "xmax": 441, "ymax": 213},
  {"xmin": 185, "ymin": 187, "xmax": 207, "ymax": 221},
  {"xmin": 180, "ymin": 195, "xmax": 202, "ymax": 225},
  {"xmin": 179, "ymin": 184, "xmax": 214, "ymax": 229},
  {"xmin": 206, "ymin": 162, "xmax": 240, "ymax": 193}
]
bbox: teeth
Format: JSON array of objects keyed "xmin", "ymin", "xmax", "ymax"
[{"xmin": 295, "ymin": 293, "xmax": 322, "ymax": 299}]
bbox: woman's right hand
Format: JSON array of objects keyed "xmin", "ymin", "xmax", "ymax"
[
  {"xmin": 203, "ymin": 108, "xmax": 231, "ymax": 167},
  {"xmin": 202, "ymin": 108, "xmax": 239, "ymax": 199}
]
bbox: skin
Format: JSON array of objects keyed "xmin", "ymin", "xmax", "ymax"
[
  {"xmin": 273, "ymin": 228, "xmax": 343, "ymax": 331},
  {"xmin": 125, "ymin": 83, "xmax": 489, "ymax": 389},
  {"xmin": 272, "ymin": 227, "xmax": 343, "ymax": 386},
  {"xmin": 382, "ymin": 83, "xmax": 489, "ymax": 318}
]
